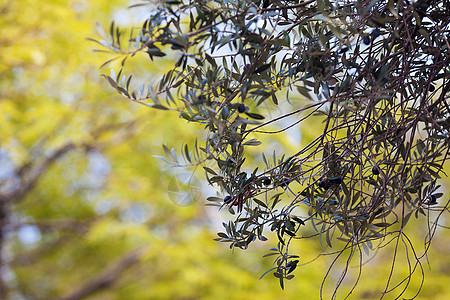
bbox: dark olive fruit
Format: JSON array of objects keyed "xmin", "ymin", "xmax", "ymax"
[
  {"xmin": 371, "ymin": 28, "xmax": 381, "ymax": 38},
  {"xmin": 318, "ymin": 179, "xmax": 330, "ymax": 190},
  {"xmin": 263, "ymin": 178, "xmax": 272, "ymax": 185},
  {"xmin": 329, "ymin": 176, "xmax": 342, "ymax": 185},
  {"xmin": 428, "ymin": 194, "xmax": 438, "ymax": 205},
  {"xmin": 238, "ymin": 104, "xmax": 247, "ymax": 113},
  {"xmin": 429, "ymin": 84, "xmax": 435, "ymax": 92},
  {"xmin": 408, "ymin": 187, "xmax": 418, "ymax": 194},
  {"xmin": 198, "ymin": 95, "xmax": 206, "ymax": 101},
  {"xmin": 224, "ymin": 195, "xmax": 232, "ymax": 204},
  {"xmin": 372, "ymin": 166, "xmax": 380, "ymax": 176},
  {"xmin": 363, "ymin": 36, "xmax": 371, "ymax": 45},
  {"xmin": 339, "ymin": 47, "xmax": 349, "ymax": 54},
  {"xmin": 280, "ymin": 177, "xmax": 290, "ymax": 188}
]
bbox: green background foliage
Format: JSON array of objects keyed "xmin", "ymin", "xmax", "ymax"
[{"xmin": 0, "ymin": 0, "xmax": 449, "ymax": 299}]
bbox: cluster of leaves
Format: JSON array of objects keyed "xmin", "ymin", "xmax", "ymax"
[{"xmin": 95, "ymin": 0, "xmax": 450, "ymax": 297}]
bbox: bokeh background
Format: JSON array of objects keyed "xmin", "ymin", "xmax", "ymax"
[{"xmin": 0, "ymin": 0, "xmax": 449, "ymax": 299}]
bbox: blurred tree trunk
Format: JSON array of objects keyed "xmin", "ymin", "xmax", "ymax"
[{"xmin": 0, "ymin": 203, "xmax": 8, "ymax": 298}]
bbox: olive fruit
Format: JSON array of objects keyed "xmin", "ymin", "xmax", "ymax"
[
  {"xmin": 428, "ymin": 194, "xmax": 438, "ymax": 205},
  {"xmin": 371, "ymin": 28, "xmax": 381, "ymax": 38},
  {"xmin": 280, "ymin": 177, "xmax": 290, "ymax": 188},
  {"xmin": 318, "ymin": 178, "xmax": 330, "ymax": 190},
  {"xmin": 238, "ymin": 104, "xmax": 247, "ymax": 113},
  {"xmin": 363, "ymin": 36, "xmax": 371, "ymax": 45},
  {"xmin": 328, "ymin": 176, "xmax": 342, "ymax": 185},
  {"xmin": 372, "ymin": 166, "xmax": 380, "ymax": 176},
  {"xmin": 263, "ymin": 178, "xmax": 272, "ymax": 185},
  {"xmin": 339, "ymin": 47, "xmax": 349, "ymax": 54},
  {"xmin": 224, "ymin": 195, "xmax": 232, "ymax": 204}
]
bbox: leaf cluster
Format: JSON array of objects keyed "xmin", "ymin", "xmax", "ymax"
[{"xmin": 95, "ymin": 0, "xmax": 450, "ymax": 296}]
